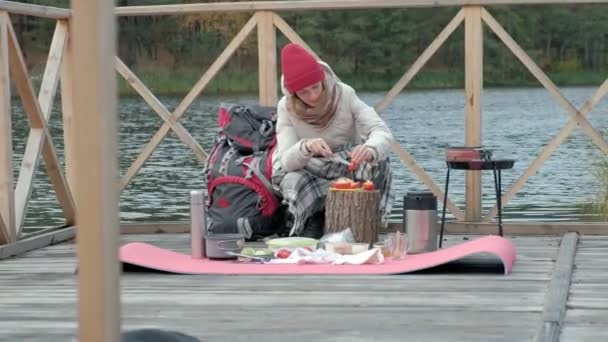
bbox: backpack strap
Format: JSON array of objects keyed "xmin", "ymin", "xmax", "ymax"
[
  {"xmin": 243, "ymin": 160, "xmax": 281, "ymax": 197},
  {"xmin": 218, "ymin": 142, "xmax": 237, "ymax": 176}
]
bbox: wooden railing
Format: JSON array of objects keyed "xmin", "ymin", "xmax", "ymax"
[{"xmin": 0, "ymin": 0, "xmax": 607, "ymax": 245}]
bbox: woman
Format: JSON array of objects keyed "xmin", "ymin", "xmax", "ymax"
[{"xmin": 273, "ymin": 43, "xmax": 394, "ymax": 238}]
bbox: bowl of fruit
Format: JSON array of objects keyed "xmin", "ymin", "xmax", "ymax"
[{"xmin": 234, "ymin": 247, "xmax": 274, "ymax": 262}]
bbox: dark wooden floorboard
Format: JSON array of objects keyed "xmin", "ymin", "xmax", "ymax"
[{"xmin": 0, "ymin": 234, "xmax": 563, "ymax": 341}]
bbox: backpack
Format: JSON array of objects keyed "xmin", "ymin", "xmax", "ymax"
[{"xmin": 204, "ymin": 103, "xmax": 283, "ymax": 239}]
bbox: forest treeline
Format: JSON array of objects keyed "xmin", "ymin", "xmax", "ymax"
[{"xmin": 13, "ymin": 0, "xmax": 608, "ymax": 94}]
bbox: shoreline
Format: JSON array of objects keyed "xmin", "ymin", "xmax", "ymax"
[{"xmin": 115, "ymin": 69, "xmax": 607, "ymax": 97}]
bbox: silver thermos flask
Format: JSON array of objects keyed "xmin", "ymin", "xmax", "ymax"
[
  {"xmin": 403, "ymin": 191, "xmax": 438, "ymax": 254},
  {"xmin": 190, "ymin": 190, "xmax": 206, "ymax": 258}
]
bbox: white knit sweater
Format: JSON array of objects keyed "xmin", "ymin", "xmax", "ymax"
[{"xmin": 275, "ymin": 68, "xmax": 393, "ymax": 172}]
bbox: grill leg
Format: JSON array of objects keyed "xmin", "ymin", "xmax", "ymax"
[
  {"xmin": 493, "ymin": 167, "xmax": 504, "ymax": 236},
  {"xmin": 439, "ymin": 167, "xmax": 450, "ymax": 248}
]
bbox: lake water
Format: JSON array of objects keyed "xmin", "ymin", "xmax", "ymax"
[{"xmin": 9, "ymin": 86, "xmax": 608, "ymax": 229}]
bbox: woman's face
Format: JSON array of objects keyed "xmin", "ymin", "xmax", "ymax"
[{"xmin": 295, "ymin": 81, "xmax": 323, "ymax": 107}]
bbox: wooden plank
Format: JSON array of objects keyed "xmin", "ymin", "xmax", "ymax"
[
  {"xmin": 70, "ymin": 0, "xmax": 121, "ymax": 340},
  {"xmin": 60, "ymin": 21, "xmax": 76, "ymax": 203},
  {"xmin": 561, "ymin": 326, "xmax": 608, "ymax": 342},
  {"xmin": 464, "ymin": 6, "xmax": 483, "ymax": 222},
  {"xmin": 0, "ymin": 12, "xmax": 13, "ymax": 245},
  {"xmin": 114, "ymin": 0, "xmax": 608, "ymax": 16},
  {"xmin": 390, "ymin": 221, "xmax": 608, "ymax": 235},
  {"xmin": 0, "ymin": 214, "xmax": 6, "ymax": 244},
  {"xmin": 14, "ymin": 21, "xmax": 69, "ymax": 236},
  {"xmin": 0, "ymin": 309, "xmax": 542, "ymax": 342},
  {"xmin": 257, "ymin": 11, "xmax": 277, "ymax": 106},
  {"xmin": 483, "ymin": 78, "xmax": 608, "ymax": 221},
  {"xmin": 562, "ymin": 236, "xmax": 608, "ymax": 339},
  {"xmin": 481, "ymin": 8, "xmax": 608, "ymax": 156},
  {"xmin": 7, "ymin": 19, "xmax": 76, "ymax": 235},
  {"xmin": 119, "ymin": 14, "xmax": 258, "ymax": 191},
  {"xmin": 534, "ymin": 232, "xmax": 578, "ymax": 342},
  {"xmin": 375, "ymin": 9, "xmax": 464, "ymax": 113},
  {"xmin": 0, "ymin": 226, "xmax": 74, "ymax": 260},
  {"xmin": 37, "ymin": 22, "xmax": 67, "ymax": 121},
  {"xmin": 114, "ymin": 220, "xmax": 608, "ymax": 237},
  {"xmin": 0, "ymin": 0, "xmax": 71, "ymax": 19},
  {"xmin": 114, "ymin": 57, "xmax": 207, "ymax": 162},
  {"xmin": 120, "ymin": 221, "xmax": 190, "ymax": 234},
  {"xmin": 0, "ymin": 234, "xmax": 562, "ymax": 341},
  {"xmin": 2, "ymin": 220, "xmax": 594, "ymax": 262}
]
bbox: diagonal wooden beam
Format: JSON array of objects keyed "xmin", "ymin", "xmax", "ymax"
[
  {"xmin": 272, "ymin": 13, "xmax": 320, "ymax": 60},
  {"xmin": 272, "ymin": 13, "xmax": 342, "ymax": 83},
  {"xmin": 120, "ymin": 13, "xmax": 258, "ymax": 191},
  {"xmin": 482, "ymin": 8, "xmax": 608, "ymax": 155},
  {"xmin": 390, "ymin": 141, "xmax": 466, "ymax": 221},
  {"xmin": 7, "ymin": 18, "xmax": 75, "ymax": 235},
  {"xmin": 13, "ymin": 21, "xmax": 70, "ymax": 235},
  {"xmin": 375, "ymin": 8, "xmax": 464, "ymax": 113},
  {"xmin": 368, "ymin": 10, "xmax": 465, "ymax": 220},
  {"xmin": 60, "ymin": 24, "xmax": 76, "ymax": 202},
  {"xmin": 0, "ymin": 13, "xmax": 14, "ymax": 244},
  {"xmin": 115, "ymin": 57, "xmax": 207, "ymax": 161},
  {"xmin": 484, "ymin": 78, "xmax": 608, "ymax": 221},
  {"xmin": 0, "ymin": 212, "xmax": 7, "ymax": 243}
]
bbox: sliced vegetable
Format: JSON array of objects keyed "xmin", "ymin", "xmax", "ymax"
[
  {"xmin": 331, "ymin": 178, "xmax": 353, "ymax": 190},
  {"xmin": 240, "ymin": 247, "xmax": 256, "ymax": 256}
]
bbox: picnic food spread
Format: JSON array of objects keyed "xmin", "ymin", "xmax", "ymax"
[
  {"xmin": 330, "ymin": 178, "xmax": 375, "ymax": 191},
  {"xmin": 226, "ymin": 232, "xmax": 409, "ymax": 265}
]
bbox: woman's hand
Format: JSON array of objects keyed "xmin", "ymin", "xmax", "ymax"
[
  {"xmin": 349, "ymin": 145, "xmax": 375, "ymax": 165},
  {"xmin": 304, "ymin": 138, "xmax": 333, "ymax": 157}
]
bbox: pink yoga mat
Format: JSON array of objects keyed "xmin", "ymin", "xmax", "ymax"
[{"xmin": 119, "ymin": 235, "xmax": 516, "ymax": 275}]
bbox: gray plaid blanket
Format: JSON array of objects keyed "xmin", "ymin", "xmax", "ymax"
[{"xmin": 272, "ymin": 149, "xmax": 394, "ymax": 236}]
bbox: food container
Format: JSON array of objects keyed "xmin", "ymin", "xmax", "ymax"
[
  {"xmin": 324, "ymin": 242, "xmax": 369, "ymax": 255},
  {"xmin": 265, "ymin": 237, "xmax": 318, "ymax": 252},
  {"xmin": 373, "ymin": 242, "xmax": 391, "ymax": 258},
  {"xmin": 445, "ymin": 146, "xmax": 492, "ymax": 161},
  {"xmin": 205, "ymin": 233, "xmax": 245, "ymax": 259},
  {"xmin": 403, "ymin": 192, "xmax": 438, "ymax": 254},
  {"xmin": 385, "ymin": 232, "xmax": 408, "ymax": 259}
]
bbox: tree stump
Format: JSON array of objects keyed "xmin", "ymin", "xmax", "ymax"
[{"xmin": 324, "ymin": 189, "xmax": 380, "ymax": 245}]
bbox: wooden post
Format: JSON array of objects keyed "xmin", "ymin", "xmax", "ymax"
[
  {"xmin": 60, "ymin": 20, "xmax": 76, "ymax": 209},
  {"xmin": 70, "ymin": 0, "xmax": 121, "ymax": 341},
  {"xmin": 0, "ymin": 12, "xmax": 13, "ymax": 244},
  {"xmin": 464, "ymin": 6, "xmax": 483, "ymax": 222},
  {"xmin": 257, "ymin": 11, "xmax": 277, "ymax": 106},
  {"xmin": 325, "ymin": 189, "xmax": 380, "ymax": 245}
]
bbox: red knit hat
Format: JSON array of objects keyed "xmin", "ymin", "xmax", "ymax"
[{"xmin": 281, "ymin": 43, "xmax": 325, "ymax": 94}]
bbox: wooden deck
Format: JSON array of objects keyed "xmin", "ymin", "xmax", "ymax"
[{"xmin": 0, "ymin": 233, "xmax": 605, "ymax": 341}]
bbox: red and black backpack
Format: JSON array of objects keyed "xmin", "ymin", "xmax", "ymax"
[{"xmin": 204, "ymin": 103, "xmax": 282, "ymax": 239}]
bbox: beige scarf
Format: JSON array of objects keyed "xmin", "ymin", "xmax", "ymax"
[{"xmin": 287, "ymin": 68, "xmax": 342, "ymax": 129}]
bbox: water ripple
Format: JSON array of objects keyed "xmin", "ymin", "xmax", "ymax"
[{"xmin": 9, "ymin": 87, "xmax": 608, "ymax": 228}]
